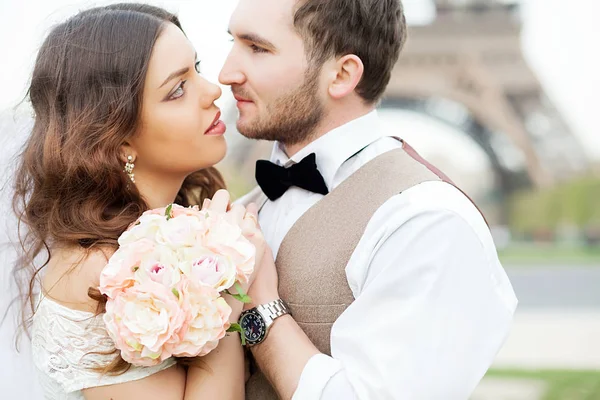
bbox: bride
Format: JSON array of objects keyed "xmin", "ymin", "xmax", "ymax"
[{"xmin": 10, "ymin": 3, "xmax": 267, "ymax": 399}]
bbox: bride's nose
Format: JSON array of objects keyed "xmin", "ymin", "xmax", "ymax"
[{"xmin": 199, "ymin": 79, "xmax": 222, "ymax": 106}]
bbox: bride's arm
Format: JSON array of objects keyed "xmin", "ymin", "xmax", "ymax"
[
  {"xmin": 181, "ymin": 190, "xmax": 266, "ymax": 400},
  {"xmin": 41, "ymin": 248, "xmax": 188, "ymax": 400},
  {"xmin": 184, "ymin": 297, "xmax": 245, "ymax": 400},
  {"xmin": 83, "ymin": 365, "xmax": 186, "ymax": 400},
  {"xmin": 83, "ymin": 305, "xmax": 245, "ymax": 400}
]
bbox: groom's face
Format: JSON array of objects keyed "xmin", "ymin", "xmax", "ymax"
[{"xmin": 220, "ymin": 0, "xmax": 325, "ymax": 147}]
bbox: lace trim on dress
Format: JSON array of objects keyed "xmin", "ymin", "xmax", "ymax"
[{"xmin": 31, "ymin": 294, "xmax": 176, "ymax": 396}]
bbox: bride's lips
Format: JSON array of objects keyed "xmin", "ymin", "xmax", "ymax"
[{"xmin": 204, "ymin": 111, "xmax": 226, "ymax": 136}]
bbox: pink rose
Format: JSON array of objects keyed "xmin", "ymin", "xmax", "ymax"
[
  {"xmin": 118, "ymin": 214, "xmax": 164, "ymax": 246},
  {"xmin": 142, "ymin": 204, "xmax": 200, "ymax": 219},
  {"xmin": 156, "ymin": 215, "xmax": 208, "ymax": 249},
  {"xmin": 178, "ymin": 248, "xmax": 237, "ymax": 291},
  {"xmin": 171, "ymin": 204, "xmax": 201, "ymax": 218},
  {"xmin": 103, "ymin": 280, "xmax": 189, "ymax": 366},
  {"xmin": 166, "ymin": 280, "xmax": 231, "ymax": 358},
  {"xmin": 202, "ymin": 212, "xmax": 256, "ymax": 284},
  {"xmin": 136, "ymin": 259, "xmax": 181, "ymax": 288},
  {"xmin": 99, "ymin": 247, "xmax": 139, "ymax": 299}
]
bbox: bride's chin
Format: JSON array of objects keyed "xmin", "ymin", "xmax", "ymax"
[
  {"xmin": 177, "ymin": 140, "xmax": 229, "ymax": 174},
  {"xmin": 207, "ymin": 140, "xmax": 228, "ymax": 166}
]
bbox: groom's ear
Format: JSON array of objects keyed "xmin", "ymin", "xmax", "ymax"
[{"xmin": 327, "ymin": 54, "xmax": 364, "ymax": 100}]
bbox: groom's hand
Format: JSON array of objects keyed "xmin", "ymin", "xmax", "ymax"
[
  {"xmin": 245, "ymin": 245, "xmax": 279, "ymax": 309},
  {"xmin": 202, "ymin": 189, "xmax": 230, "ymax": 213},
  {"xmin": 239, "ymin": 202, "xmax": 267, "ymax": 289},
  {"xmin": 203, "ymin": 192, "xmax": 279, "ymax": 307},
  {"xmin": 240, "ymin": 204, "xmax": 279, "ymax": 308},
  {"xmin": 202, "ymin": 190, "xmax": 268, "ymax": 291}
]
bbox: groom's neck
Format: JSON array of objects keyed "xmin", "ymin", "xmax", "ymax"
[{"xmin": 283, "ymin": 104, "xmax": 375, "ymax": 157}]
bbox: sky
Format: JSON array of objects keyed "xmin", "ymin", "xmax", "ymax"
[{"xmin": 0, "ymin": 0, "xmax": 598, "ymax": 168}]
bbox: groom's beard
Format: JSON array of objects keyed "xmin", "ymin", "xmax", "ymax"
[{"xmin": 234, "ymin": 68, "xmax": 324, "ymax": 146}]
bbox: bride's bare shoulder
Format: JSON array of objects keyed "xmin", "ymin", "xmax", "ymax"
[{"xmin": 42, "ymin": 246, "xmax": 115, "ymax": 313}]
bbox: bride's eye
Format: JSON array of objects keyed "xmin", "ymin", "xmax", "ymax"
[
  {"xmin": 169, "ymin": 80, "xmax": 187, "ymax": 100},
  {"xmin": 195, "ymin": 60, "xmax": 202, "ymax": 74}
]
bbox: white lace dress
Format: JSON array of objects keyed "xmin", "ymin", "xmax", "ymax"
[{"xmin": 31, "ymin": 294, "xmax": 177, "ymax": 399}]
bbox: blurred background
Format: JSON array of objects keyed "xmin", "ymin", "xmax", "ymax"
[{"xmin": 1, "ymin": 0, "xmax": 599, "ymax": 398}]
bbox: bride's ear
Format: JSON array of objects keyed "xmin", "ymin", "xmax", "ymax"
[{"xmin": 119, "ymin": 142, "xmax": 137, "ymax": 164}]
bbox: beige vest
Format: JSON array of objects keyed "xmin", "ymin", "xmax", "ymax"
[{"xmin": 245, "ymin": 143, "xmax": 454, "ymax": 399}]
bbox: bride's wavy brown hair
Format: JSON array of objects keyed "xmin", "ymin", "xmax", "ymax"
[{"xmin": 11, "ymin": 3, "xmax": 224, "ymax": 373}]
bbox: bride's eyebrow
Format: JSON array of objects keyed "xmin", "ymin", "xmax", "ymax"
[
  {"xmin": 158, "ymin": 51, "xmax": 198, "ymax": 89},
  {"xmin": 227, "ymin": 30, "xmax": 276, "ymax": 50},
  {"xmin": 159, "ymin": 67, "xmax": 189, "ymax": 89}
]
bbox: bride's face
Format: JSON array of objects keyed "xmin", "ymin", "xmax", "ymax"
[{"xmin": 126, "ymin": 23, "xmax": 227, "ymax": 178}]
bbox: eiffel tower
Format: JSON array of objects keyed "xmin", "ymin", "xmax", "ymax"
[{"xmin": 383, "ymin": 0, "xmax": 589, "ymax": 195}]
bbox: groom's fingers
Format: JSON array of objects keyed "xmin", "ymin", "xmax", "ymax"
[
  {"xmin": 228, "ymin": 203, "xmax": 246, "ymax": 226},
  {"xmin": 246, "ymin": 203, "xmax": 261, "ymax": 228},
  {"xmin": 241, "ymin": 203, "xmax": 260, "ymax": 236},
  {"xmin": 246, "ymin": 203, "xmax": 259, "ymax": 220},
  {"xmin": 241, "ymin": 216, "xmax": 256, "ymax": 237},
  {"xmin": 208, "ymin": 189, "xmax": 230, "ymax": 213}
]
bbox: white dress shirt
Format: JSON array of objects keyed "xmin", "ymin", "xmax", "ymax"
[{"xmin": 256, "ymin": 110, "xmax": 518, "ymax": 399}]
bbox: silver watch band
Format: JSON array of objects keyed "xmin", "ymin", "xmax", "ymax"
[{"xmin": 256, "ymin": 299, "xmax": 290, "ymax": 327}]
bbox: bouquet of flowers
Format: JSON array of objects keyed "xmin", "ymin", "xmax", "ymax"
[{"xmin": 99, "ymin": 204, "xmax": 254, "ymax": 366}]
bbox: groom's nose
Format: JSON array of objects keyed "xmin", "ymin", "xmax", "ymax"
[{"xmin": 219, "ymin": 54, "xmax": 246, "ymax": 86}]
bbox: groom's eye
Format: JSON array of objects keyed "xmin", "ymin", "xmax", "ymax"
[
  {"xmin": 195, "ymin": 60, "xmax": 202, "ymax": 74},
  {"xmin": 250, "ymin": 44, "xmax": 267, "ymax": 53}
]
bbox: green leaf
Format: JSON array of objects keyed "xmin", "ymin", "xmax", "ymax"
[
  {"xmin": 234, "ymin": 282, "xmax": 252, "ymax": 304},
  {"xmin": 234, "ymin": 282, "xmax": 244, "ymax": 293},
  {"xmin": 227, "ymin": 323, "xmax": 246, "ymax": 345},
  {"xmin": 133, "ymin": 266, "xmax": 139, "ymax": 272},
  {"xmin": 172, "ymin": 288, "xmax": 180, "ymax": 299},
  {"xmin": 165, "ymin": 204, "xmax": 173, "ymax": 220},
  {"xmin": 224, "ymin": 287, "xmax": 252, "ymax": 304},
  {"xmin": 223, "ymin": 289, "xmax": 252, "ymax": 304}
]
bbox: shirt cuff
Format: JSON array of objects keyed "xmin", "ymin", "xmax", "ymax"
[{"xmin": 292, "ymin": 353, "xmax": 343, "ymax": 400}]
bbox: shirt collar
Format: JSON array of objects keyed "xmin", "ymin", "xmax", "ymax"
[{"xmin": 269, "ymin": 110, "xmax": 386, "ymax": 190}]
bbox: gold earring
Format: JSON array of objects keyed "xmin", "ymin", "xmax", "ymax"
[{"xmin": 124, "ymin": 155, "xmax": 135, "ymax": 183}]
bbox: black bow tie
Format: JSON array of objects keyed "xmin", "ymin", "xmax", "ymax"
[{"xmin": 255, "ymin": 153, "xmax": 329, "ymax": 201}]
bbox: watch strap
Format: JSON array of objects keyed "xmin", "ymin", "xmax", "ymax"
[{"xmin": 256, "ymin": 299, "xmax": 290, "ymax": 327}]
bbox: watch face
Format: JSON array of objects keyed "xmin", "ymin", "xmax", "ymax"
[{"xmin": 240, "ymin": 310, "xmax": 266, "ymax": 345}]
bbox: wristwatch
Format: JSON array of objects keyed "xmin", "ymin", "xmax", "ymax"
[{"xmin": 239, "ymin": 299, "xmax": 290, "ymax": 346}]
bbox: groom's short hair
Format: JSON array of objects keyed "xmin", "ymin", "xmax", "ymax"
[{"xmin": 293, "ymin": 0, "xmax": 407, "ymax": 104}]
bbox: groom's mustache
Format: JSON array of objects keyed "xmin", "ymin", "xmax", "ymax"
[{"xmin": 231, "ymin": 86, "xmax": 254, "ymax": 102}]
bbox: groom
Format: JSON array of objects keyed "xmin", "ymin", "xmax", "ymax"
[{"xmin": 220, "ymin": 0, "xmax": 517, "ymax": 398}]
